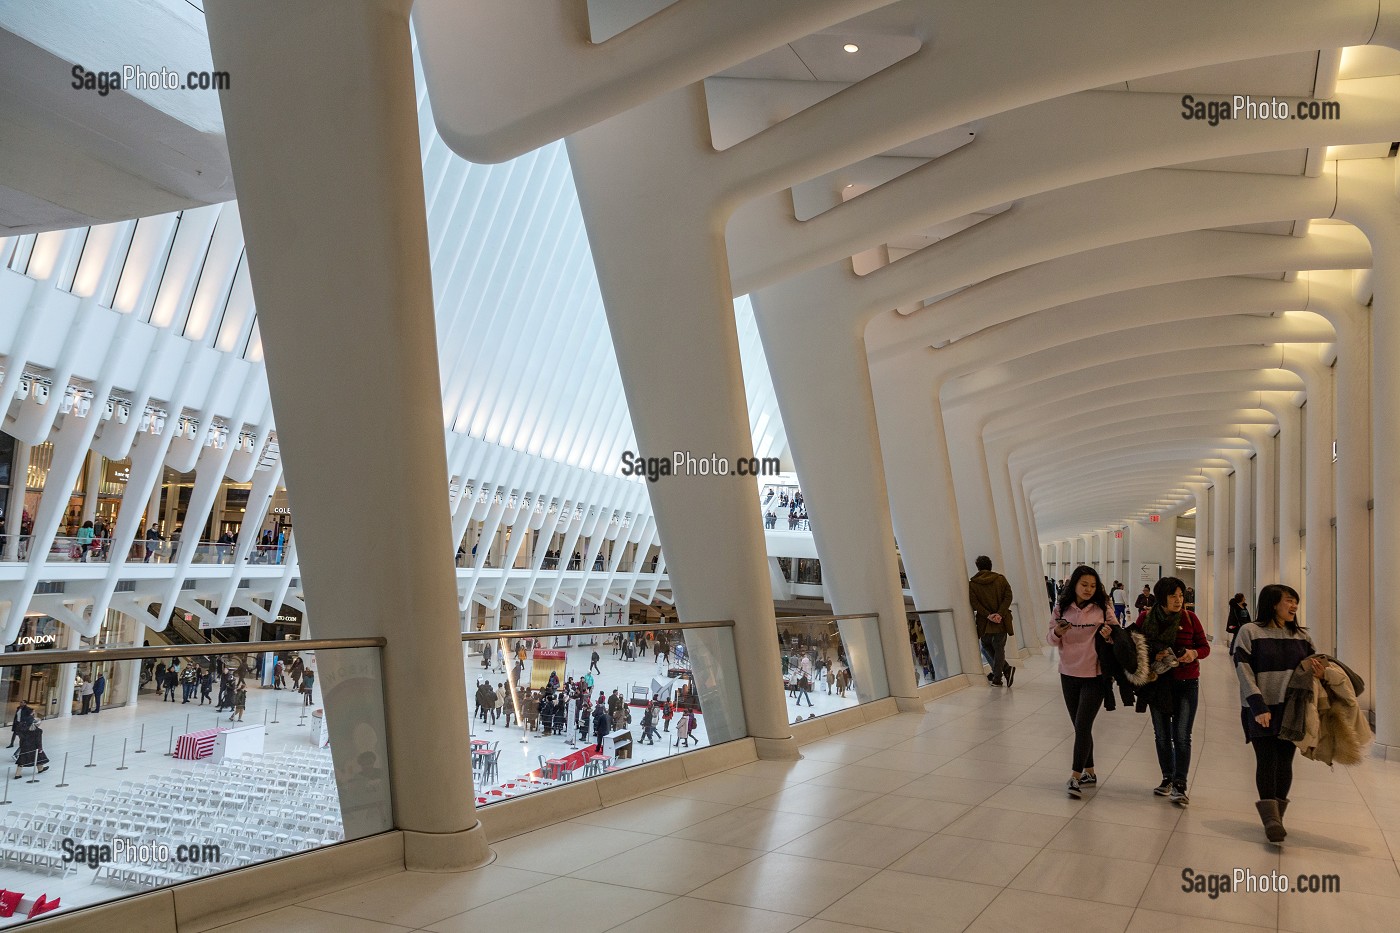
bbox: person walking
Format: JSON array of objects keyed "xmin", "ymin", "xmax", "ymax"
[
  {"xmin": 77, "ymin": 520, "xmax": 95, "ymax": 562},
  {"xmin": 301, "ymin": 668, "xmax": 316, "ymax": 706},
  {"xmin": 289, "ymin": 656, "xmax": 304, "ymax": 692},
  {"xmin": 1234, "ymin": 583, "xmax": 1324, "ymax": 843},
  {"xmin": 92, "ymin": 672, "xmax": 106, "ymax": 713},
  {"xmin": 1110, "ymin": 581, "xmax": 1127, "ymax": 622},
  {"xmin": 640, "ymin": 703, "xmax": 659, "ymax": 745},
  {"xmin": 1225, "ymin": 593, "xmax": 1252, "ymax": 651},
  {"xmin": 1134, "ymin": 585, "xmax": 1154, "ymax": 614},
  {"xmin": 589, "ymin": 650, "xmax": 601, "ymax": 675},
  {"xmin": 163, "ymin": 667, "xmax": 178, "ymax": 702},
  {"xmin": 13, "ymin": 715, "xmax": 48, "ymax": 777},
  {"xmin": 1047, "ymin": 565, "xmax": 1117, "ymax": 799},
  {"xmin": 9, "ymin": 700, "xmax": 33, "ymax": 748},
  {"xmin": 969, "ymin": 555, "xmax": 1016, "ymax": 687},
  {"xmin": 198, "ymin": 668, "xmax": 213, "ymax": 706},
  {"xmin": 230, "ymin": 681, "xmax": 247, "ymax": 722},
  {"xmin": 1133, "ymin": 577, "xmax": 1209, "ymax": 806}
]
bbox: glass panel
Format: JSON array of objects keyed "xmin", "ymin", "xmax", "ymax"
[
  {"xmin": 463, "ymin": 625, "xmax": 744, "ymax": 806},
  {"xmin": 0, "ymin": 644, "xmax": 390, "ymax": 923},
  {"xmin": 775, "ymin": 616, "xmax": 888, "ymax": 723},
  {"xmin": 911, "ymin": 610, "xmax": 953, "ymax": 683}
]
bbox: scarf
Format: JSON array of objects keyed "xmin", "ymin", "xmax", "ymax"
[{"xmin": 1142, "ymin": 605, "xmax": 1182, "ymax": 651}]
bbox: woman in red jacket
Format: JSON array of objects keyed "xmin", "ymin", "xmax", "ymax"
[{"xmin": 1133, "ymin": 576, "xmax": 1209, "ymax": 807}]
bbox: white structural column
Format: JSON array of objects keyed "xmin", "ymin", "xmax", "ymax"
[
  {"xmin": 1336, "ymin": 157, "xmax": 1400, "ymax": 747},
  {"xmin": 1299, "ymin": 369, "xmax": 1337, "ymax": 654},
  {"xmin": 204, "ymin": 0, "xmax": 487, "ymax": 868},
  {"xmin": 1249, "ymin": 426, "xmax": 1278, "ymax": 590},
  {"xmin": 567, "ymin": 89, "xmax": 795, "ymax": 756},
  {"xmin": 1271, "ymin": 404, "xmax": 1303, "ymax": 592},
  {"xmin": 870, "ymin": 357, "xmax": 979, "ymax": 680},
  {"xmin": 1231, "ymin": 453, "xmax": 1254, "ymax": 600},
  {"xmin": 748, "ymin": 293, "xmax": 912, "ymax": 708},
  {"xmin": 2, "ymin": 440, "xmax": 26, "ymax": 560},
  {"xmin": 1208, "ymin": 469, "xmax": 1231, "ymax": 630},
  {"xmin": 1188, "ymin": 483, "xmax": 1209, "ymax": 625}
]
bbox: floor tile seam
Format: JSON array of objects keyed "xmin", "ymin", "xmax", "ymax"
[
  {"xmin": 597, "ymin": 896, "xmax": 809, "ymax": 933},
  {"xmin": 275, "ymin": 902, "xmax": 418, "ymax": 931},
  {"xmin": 585, "ymin": 891, "xmax": 684, "ymax": 933},
  {"xmin": 996, "ymin": 856, "xmax": 1157, "ymax": 911},
  {"xmin": 814, "ymin": 867, "xmax": 1000, "ymax": 931},
  {"xmin": 494, "ymin": 832, "xmax": 664, "ymax": 876}
]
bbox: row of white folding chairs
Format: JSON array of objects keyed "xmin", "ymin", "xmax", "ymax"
[{"xmin": 0, "ymin": 827, "xmax": 76, "ymax": 876}]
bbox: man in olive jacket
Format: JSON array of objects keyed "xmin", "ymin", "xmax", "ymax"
[{"xmin": 969, "ymin": 555, "xmax": 1016, "ymax": 686}]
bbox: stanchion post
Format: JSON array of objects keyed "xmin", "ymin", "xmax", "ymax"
[
  {"xmin": 116, "ymin": 738, "xmax": 129, "ymax": 771},
  {"xmin": 184, "ymin": 714, "xmax": 190, "ymax": 734},
  {"xmin": 271, "ymin": 698, "xmax": 279, "ymax": 723},
  {"xmin": 134, "ymin": 724, "xmax": 147, "ymax": 754},
  {"xmin": 25, "ymin": 760, "xmax": 39, "ymax": 784},
  {"xmin": 0, "ymin": 769, "xmax": 11, "ymax": 804},
  {"xmin": 263, "ymin": 710, "xmax": 269, "ymax": 735},
  {"xmin": 55, "ymin": 753, "xmax": 70, "ymax": 788},
  {"xmin": 83, "ymin": 734, "xmax": 97, "ymax": 767},
  {"xmin": 165, "ymin": 725, "xmax": 175, "ymax": 757},
  {"xmin": 297, "ymin": 705, "xmax": 307, "ymax": 727}
]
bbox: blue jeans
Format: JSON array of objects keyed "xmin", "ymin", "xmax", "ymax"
[{"xmin": 1150, "ymin": 679, "xmax": 1199, "ymax": 785}]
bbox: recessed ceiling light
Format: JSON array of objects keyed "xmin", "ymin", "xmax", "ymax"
[{"xmin": 843, "ymin": 43, "xmax": 860, "ymax": 53}]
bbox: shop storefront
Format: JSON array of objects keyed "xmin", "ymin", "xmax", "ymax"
[{"xmin": 2, "ymin": 615, "xmax": 63, "ymax": 718}]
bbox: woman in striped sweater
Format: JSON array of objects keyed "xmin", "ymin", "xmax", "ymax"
[{"xmin": 1233, "ymin": 583, "xmax": 1325, "ymax": 842}]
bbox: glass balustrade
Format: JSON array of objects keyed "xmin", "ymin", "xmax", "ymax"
[
  {"xmin": 462, "ymin": 621, "xmax": 744, "ymax": 806},
  {"xmin": 0, "ymin": 638, "xmax": 389, "ymax": 926},
  {"xmin": 775, "ymin": 614, "xmax": 888, "ymax": 723}
]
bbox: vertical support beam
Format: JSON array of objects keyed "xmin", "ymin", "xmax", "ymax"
[
  {"xmin": 1250, "ymin": 427, "xmax": 1278, "ymax": 590},
  {"xmin": 1231, "ymin": 454, "xmax": 1254, "ymax": 601},
  {"xmin": 1300, "ymin": 369, "xmax": 1337, "ymax": 655},
  {"xmin": 1208, "ymin": 469, "xmax": 1230, "ymax": 636},
  {"xmin": 1273, "ymin": 405, "xmax": 1303, "ymax": 590},
  {"xmin": 871, "ymin": 357, "xmax": 979, "ymax": 680},
  {"xmin": 567, "ymin": 87, "xmax": 793, "ymax": 756},
  {"xmin": 205, "ymin": 0, "xmax": 487, "ymax": 867},
  {"xmin": 748, "ymin": 292, "xmax": 911, "ymax": 709},
  {"xmin": 2, "ymin": 441, "xmax": 27, "ymax": 560}
]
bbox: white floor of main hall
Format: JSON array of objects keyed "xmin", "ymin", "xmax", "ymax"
[{"xmin": 198, "ymin": 647, "xmax": 1400, "ymax": 933}]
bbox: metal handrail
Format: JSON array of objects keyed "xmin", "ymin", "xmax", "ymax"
[
  {"xmin": 911, "ymin": 608, "xmax": 955, "ymax": 615},
  {"xmin": 0, "ymin": 637, "xmax": 386, "ymax": 667},
  {"xmin": 461, "ymin": 620, "xmax": 733, "ymax": 641},
  {"xmin": 775, "ymin": 613, "xmax": 878, "ymax": 624}
]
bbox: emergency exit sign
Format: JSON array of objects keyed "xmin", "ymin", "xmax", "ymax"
[{"xmin": 1149, "ymin": 514, "xmax": 1161, "ymax": 523}]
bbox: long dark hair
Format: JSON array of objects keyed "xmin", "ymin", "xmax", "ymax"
[
  {"xmin": 1057, "ymin": 565, "xmax": 1108, "ymax": 615},
  {"xmin": 1254, "ymin": 583, "xmax": 1305, "ymax": 636}
]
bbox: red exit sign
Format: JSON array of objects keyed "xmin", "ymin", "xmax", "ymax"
[
  {"xmin": 1114, "ymin": 531, "xmax": 1123, "ymax": 538},
  {"xmin": 1149, "ymin": 514, "xmax": 1161, "ymax": 523}
]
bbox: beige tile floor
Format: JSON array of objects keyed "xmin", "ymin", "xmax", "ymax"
[{"xmin": 209, "ymin": 651, "xmax": 1400, "ymax": 932}]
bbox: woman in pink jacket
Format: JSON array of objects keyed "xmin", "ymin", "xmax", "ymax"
[{"xmin": 1047, "ymin": 565, "xmax": 1118, "ymax": 799}]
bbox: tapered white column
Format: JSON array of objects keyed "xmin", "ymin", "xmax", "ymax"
[
  {"xmin": 1190, "ymin": 484, "xmax": 1209, "ymax": 628},
  {"xmin": 568, "ymin": 88, "xmax": 795, "ymax": 755},
  {"xmin": 1207, "ymin": 468, "xmax": 1230, "ymax": 626},
  {"xmin": 1272, "ymin": 405, "xmax": 1303, "ymax": 589},
  {"xmin": 748, "ymin": 290, "xmax": 911, "ymax": 708},
  {"xmin": 1248, "ymin": 427, "xmax": 1278, "ymax": 590},
  {"xmin": 205, "ymin": 0, "xmax": 487, "ymax": 868},
  {"xmin": 870, "ymin": 358, "xmax": 980, "ymax": 681},
  {"xmin": 1230, "ymin": 453, "xmax": 1254, "ymax": 600}
]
